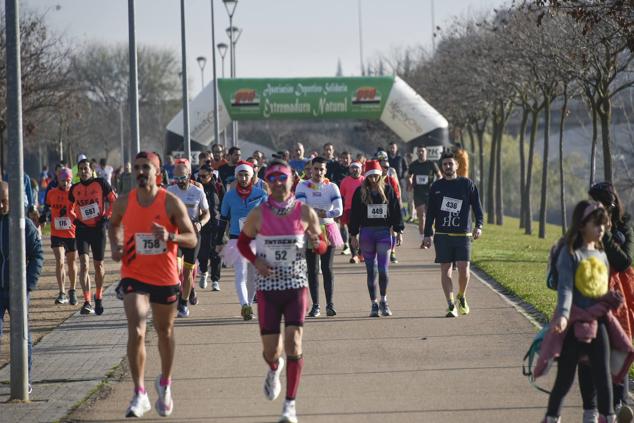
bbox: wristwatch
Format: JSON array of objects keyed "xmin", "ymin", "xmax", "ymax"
[{"xmin": 168, "ymin": 233, "xmax": 176, "ymax": 242}]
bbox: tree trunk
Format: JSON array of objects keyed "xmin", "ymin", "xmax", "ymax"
[
  {"xmin": 598, "ymin": 94, "xmax": 613, "ymax": 184},
  {"xmin": 476, "ymin": 119, "xmax": 486, "ymax": 206},
  {"xmin": 518, "ymin": 108, "xmax": 529, "ymax": 228},
  {"xmin": 524, "ymin": 108, "xmax": 539, "ymax": 235},
  {"xmin": 559, "ymin": 85, "xmax": 568, "ymax": 235},
  {"xmin": 539, "ymin": 94, "xmax": 551, "ymax": 239},
  {"xmin": 495, "ymin": 122, "xmax": 503, "ymax": 225},
  {"xmin": 467, "ymin": 126, "xmax": 476, "ymax": 181},
  {"xmin": 589, "ymin": 99, "xmax": 598, "ymax": 188},
  {"xmin": 487, "ymin": 116, "xmax": 498, "ymax": 225}
]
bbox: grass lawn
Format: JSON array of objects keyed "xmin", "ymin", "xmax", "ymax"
[{"xmin": 471, "ymin": 215, "xmax": 563, "ymax": 321}]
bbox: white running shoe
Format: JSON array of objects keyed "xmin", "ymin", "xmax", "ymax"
[
  {"xmin": 154, "ymin": 376, "xmax": 174, "ymax": 417},
  {"xmin": 125, "ymin": 392, "xmax": 151, "ymax": 418},
  {"xmin": 279, "ymin": 399, "xmax": 298, "ymax": 423},
  {"xmin": 264, "ymin": 356, "xmax": 285, "ymax": 401},
  {"xmin": 211, "ymin": 280, "xmax": 220, "ymax": 291},
  {"xmin": 199, "ymin": 272, "xmax": 208, "ymax": 289}
]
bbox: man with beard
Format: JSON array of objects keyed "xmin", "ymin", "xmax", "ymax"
[
  {"xmin": 167, "ymin": 163, "xmax": 210, "ymax": 317},
  {"xmin": 108, "ymin": 152, "xmax": 197, "ymax": 417},
  {"xmin": 422, "ymin": 152, "xmax": 483, "ymax": 318},
  {"xmin": 69, "ymin": 158, "xmax": 117, "ymax": 315},
  {"xmin": 218, "ymin": 146, "xmax": 242, "ymax": 189},
  {"xmin": 239, "ymin": 159, "xmax": 324, "ymax": 423},
  {"xmin": 216, "ymin": 161, "xmax": 267, "ymax": 320}
]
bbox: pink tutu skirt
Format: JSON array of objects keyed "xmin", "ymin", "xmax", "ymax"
[
  {"xmin": 324, "ymin": 222, "xmax": 344, "ymax": 248},
  {"xmin": 222, "ymin": 239, "xmax": 255, "ymax": 266}
]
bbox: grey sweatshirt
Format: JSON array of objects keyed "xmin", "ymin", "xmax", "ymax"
[{"xmin": 556, "ymin": 247, "xmax": 609, "ymax": 320}]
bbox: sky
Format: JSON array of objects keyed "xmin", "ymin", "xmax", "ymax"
[{"xmin": 24, "ymin": 0, "xmax": 506, "ymax": 94}]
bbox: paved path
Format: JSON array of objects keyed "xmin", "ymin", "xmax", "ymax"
[{"xmin": 1, "ymin": 224, "xmax": 584, "ymax": 422}]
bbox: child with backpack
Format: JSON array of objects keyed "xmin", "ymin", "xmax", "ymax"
[{"xmin": 534, "ymin": 200, "xmax": 634, "ymax": 423}]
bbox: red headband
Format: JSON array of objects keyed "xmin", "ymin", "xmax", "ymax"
[{"xmin": 136, "ymin": 151, "xmax": 161, "ymax": 171}]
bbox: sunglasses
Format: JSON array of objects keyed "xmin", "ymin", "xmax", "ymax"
[
  {"xmin": 199, "ymin": 173, "xmax": 211, "ymax": 179},
  {"xmin": 266, "ymin": 173, "xmax": 289, "ymax": 183},
  {"xmin": 173, "ymin": 175, "xmax": 189, "ymax": 182}
]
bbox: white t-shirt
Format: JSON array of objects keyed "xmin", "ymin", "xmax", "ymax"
[
  {"xmin": 167, "ymin": 184, "xmax": 209, "ymax": 221},
  {"xmin": 97, "ymin": 165, "xmax": 114, "ymax": 185}
]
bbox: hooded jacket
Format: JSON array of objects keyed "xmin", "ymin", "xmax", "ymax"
[{"xmin": 0, "ymin": 214, "xmax": 43, "ymax": 292}]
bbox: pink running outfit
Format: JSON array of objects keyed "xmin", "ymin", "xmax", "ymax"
[{"xmin": 255, "ymin": 200, "xmax": 309, "ymax": 335}]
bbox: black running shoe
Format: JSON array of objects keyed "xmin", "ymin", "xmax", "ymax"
[
  {"xmin": 369, "ymin": 302, "xmax": 380, "ymax": 318},
  {"xmin": 189, "ymin": 288, "xmax": 198, "ymax": 305},
  {"xmin": 307, "ymin": 304, "xmax": 320, "ymax": 318},
  {"xmin": 80, "ymin": 301, "xmax": 94, "ymax": 315},
  {"xmin": 68, "ymin": 289, "xmax": 78, "ymax": 305},
  {"xmin": 94, "ymin": 298, "xmax": 104, "ymax": 315},
  {"xmin": 326, "ymin": 303, "xmax": 337, "ymax": 316}
]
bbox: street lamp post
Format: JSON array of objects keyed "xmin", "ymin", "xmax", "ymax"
[
  {"xmin": 216, "ymin": 42, "xmax": 228, "ymax": 147},
  {"xmin": 217, "ymin": 42, "xmax": 228, "ymax": 78},
  {"xmin": 223, "ymin": 0, "xmax": 241, "ymax": 147},
  {"xmin": 208, "ymin": 0, "xmax": 220, "ymax": 147},
  {"xmin": 196, "ymin": 55, "xmax": 207, "ymax": 90},
  {"xmin": 180, "ymin": 0, "xmax": 191, "ymax": 163}
]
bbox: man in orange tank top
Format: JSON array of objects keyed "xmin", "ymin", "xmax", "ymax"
[{"xmin": 108, "ymin": 152, "xmax": 197, "ymax": 418}]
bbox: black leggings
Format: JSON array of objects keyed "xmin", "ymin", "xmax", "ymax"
[
  {"xmin": 578, "ymin": 361, "xmax": 629, "ymax": 410},
  {"xmin": 546, "ymin": 322, "xmax": 613, "ymax": 417},
  {"xmin": 305, "ymin": 246, "xmax": 335, "ymax": 306},
  {"xmin": 197, "ymin": 230, "xmax": 221, "ymax": 281}
]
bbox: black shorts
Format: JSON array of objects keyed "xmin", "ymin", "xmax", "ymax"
[
  {"xmin": 76, "ymin": 225, "xmax": 106, "ymax": 261},
  {"xmin": 117, "ymin": 278, "xmax": 180, "ymax": 305},
  {"xmin": 413, "ymin": 192, "xmax": 430, "ymax": 208},
  {"xmin": 178, "ymin": 232, "xmax": 201, "ymax": 266},
  {"xmin": 51, "ymin": 236, "xmax": 77, "ymax": 253},
  {"xmin": 433, "ymin": 234, "xmax": 472, "ymax": 263}
]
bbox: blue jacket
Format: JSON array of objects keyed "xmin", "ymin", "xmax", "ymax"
[{"xmin": 0, "ymin": 214, "xmax": 43, "ymax": 292}]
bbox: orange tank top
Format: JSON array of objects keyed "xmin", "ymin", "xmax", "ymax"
[{"xmin": 121, "ymin": 188, "xmax": 179, "ymax": 286}]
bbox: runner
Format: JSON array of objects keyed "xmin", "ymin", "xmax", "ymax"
[
  {"xmin": 215, "ymin": 161, "xmax": 267, "ymax": 320},
  {"xmin": 377, "ymin": 150, "xmax": 402, "ymax": 264},
  {"xmin": 339, "ymin": 161, "xmax": 365, "ymax": 263},
  {"xmin": 422, "ymin": 151, "xmax": 483, "ymax": 317},
  {"xmin": 196, "ymin": 164, "xmax": 221, "ymax": 291},
  {"xmin": 289, "ymin": 142, "xmax": 309, "ymax": 174},
  {"xmin": 239, "ymin": 159, "xmax": 325, "ymax": 423},
  {"xmin": 108, "ymin": 151, "xmax": 197, "ymax": 418},
  {"xmin": 69, "ymin": 158, "xmax": 117, "ymax": 315},
  {"xmin": 167, "ymin": 162, "xmax": 210, "ymax": 318},
  {"xmin": 295, "ymin": 156, "xmax": 343, "ymax": 317},
  {"xmin": 348, "ymin": 160, "xmax": 403, "ymax": 317},
  {"xmin": 218, "ymin": 146, "xmax": 241, "ymax": 189},
  {"xmin": 407, "ymin": 146, "xmax": 442, "ymax": 248},
  {"xmin": 42, "ymin": 168, "xmax": 78, "ymax": 305}
]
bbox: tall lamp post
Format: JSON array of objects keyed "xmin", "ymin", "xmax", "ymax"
[
  {"xmin": 217, "ymin": 42, "xmax": 228, "ymax": 78},
  {"xmin": 180, "ymin": 0, "xmax": 191, "ymax": 162},
  {"xmin": 208, "ymin": 0, "xmax": 220, "ymax": 148},
  {"xmin": 223, "ymin": 0, "xmax": 241, "ymax": 147},
  {"xmin": 216, "ymin": 42, "xmax": 228, "ymax": 147},
  {"xmin": 196, "ymin": 56, "xmax": 207, "ymax": 90}
]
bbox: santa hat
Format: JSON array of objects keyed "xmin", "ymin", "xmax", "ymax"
[
  {"xmin": 235, "ymin": 160, "xmax": 254, "ymax": 177},
  {"xmin": 364, "ymin": 160, "xmax": 382, "ymax": 177}
]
